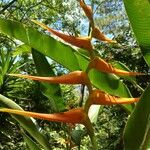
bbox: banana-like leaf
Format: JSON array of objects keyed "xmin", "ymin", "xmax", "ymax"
[
  {"xmin": 22, "ymin": 132, "xmax": 42, "ymax": 150},
  {"xmin": 32, "ymin": 49, "xmax": 65, "ymax": 112},
  {"xmin": 0, "ymin": 94, "xmax": 51, "ymax": 150},
  {"xmin": 123, "ymin": 84, "xmax": 150, "ymax": 149},
  {"xmin": 123, "ymin": 0, "xmax": 150, "ymax": 66},
  {"xmin": 89, "ymin": 69, "xmax": 131, "ymax": 97},
  {"xmin": 88, "ymin": 69, "xmax": 133, "ymax": 112},
  {"xmin": 0, "ymin": 18, "xmax": 79, "ymax": 71}
]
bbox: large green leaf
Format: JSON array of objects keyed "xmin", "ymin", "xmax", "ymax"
[
  {"xmin": 88, "ymin": 69, "xmax": 133, "ymax": 112},
  {"xmin": 89, "ymin": 69, "xmax": 131, "ymax": 97},
  {"xmin": 123, "ymin": 0, "xmax": 150, "ymax": 66},
  {"xmin": 0, "ymin": 18, "xmax": 79, "ymax": 71},
  {"xmin": 32, "ymin": 49, "xmax": 65, "ymax": 112},
  {"xmin": 0, "ymin": 94, "xmax": 51, "ymax": 150},
  {"xmin": 123, "ymin": 84, "xmax": 150, "ymax": 150},
  {"xmin": 22, "ymin": 132, "xmax": 42, "ymax": 150}
]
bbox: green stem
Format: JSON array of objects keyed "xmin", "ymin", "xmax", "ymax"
[
  {"xmin": 133, "ymin": 82, "xmax": 144, "ymax": 92},
  {"xmin": 89, "ymin": 49, "xmax": 95, "ymax": 59},
  {"xmin": 84, "ymin": 96, "xmax": 92, "ymax": 114},
  {"xmin": 85, "ymin": 118, "xmax": 98, "ymax": 150},
  {"xmin": 84, "ymin": 63, "xmax": 93, "ymax": 113},
  {"xmin": 141, "ymin": 123, "xmax": 150, "ymax": 150}
]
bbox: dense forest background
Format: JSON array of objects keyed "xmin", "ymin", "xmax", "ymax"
[{"xmin": 0, "ymin": 0, "xmax": 149, "ymax": 149}]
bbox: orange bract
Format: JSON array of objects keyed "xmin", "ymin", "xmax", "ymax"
[
  {"xmin": 32, "ymin": 20, "xmax": 93, "ymax": 51},
  {"xmin": 92, "ymin": 26, "xmax": 117, "ymax": 43},
  {"xmin": 9, "ymin": 71, "xmax": 89, "ymax": 85},
  {"xmin": 90, "ymin": 90, "xmax": 139, "ymax": 105},
  {"xmin": 89, "ymin": 56, "xmax": 145, "ymax": 76},
  {"xmin": 79, "ymin": 0, "xmax": 94, "ymax": 24},
  {"xmin": 0, "ymin": 108, "xmax": 87, "ymax": 124}
]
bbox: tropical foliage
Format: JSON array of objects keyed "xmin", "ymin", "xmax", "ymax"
[{"xmin": 0, "ymin": 0, "xmax": 150, "ymax": 149}]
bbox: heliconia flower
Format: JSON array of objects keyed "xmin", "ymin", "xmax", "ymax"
[
  {"xmin": 90, "ymin": 89, "xmax": 139, "ymax": 105},
  {"xmin": 79, "ymin": 0, "xmax": 94, "ymax": 25},
  {"xmin": 32, "ymin": 20, "xmax": 93, "ymax": 51},
  {"xmin": 0, "ymin": 108, "xmax": 88, "ymax": 124},
  {"xmin": 92, "ymin": 26, "xmax": 117, "ymax": 43},
  {"xmin": 89, "ymin": 56, "xmax": 145, "ymax": 76},
  {"xmin": 9, "ymin": 71, "xmax": 89, "ymax": 85}
]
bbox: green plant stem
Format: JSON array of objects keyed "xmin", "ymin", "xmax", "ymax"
[
  {"xmin": 83, "ymin": 14, "xmax": 97, "ymax": 148},
  {"xmin": 84, "ymin": 96, "xmax": 92, "ymax": 114},
  {"xmin": 141, "ymin": 123, "xmax": 150, "ymax": 150},
  {"xmin": 89, "ymin": 50, "xmax": 95, "ymax": 59},
  {"xmin": 133, "ymin": 82, "xmax": 144, "ymax": 92},
  {"xmin": 84, "ymin": 59, "xmax": 94, "ymax": 113},
  {"xmin": 85, "ymin": 118, "xmax": 98, "ymax": 150},
  {"xmin": 84, "ymin": 76, "xmax": 93, "ymax": 113}
]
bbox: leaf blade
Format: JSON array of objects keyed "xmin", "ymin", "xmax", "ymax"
[
  {"xmin": 32, "ymin": 49, "xmax": 65, "ymax": 112},
  {"xmin": 123, "ymin": 0, "xmax": 150, "ymax": 66},
  {"xmin": 123, "ymin": 84, "xmax": 150, "ymax": 149},
  {"xmin": 0, "ymin": 18, "xmax": 79, "ymax": 71}
]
